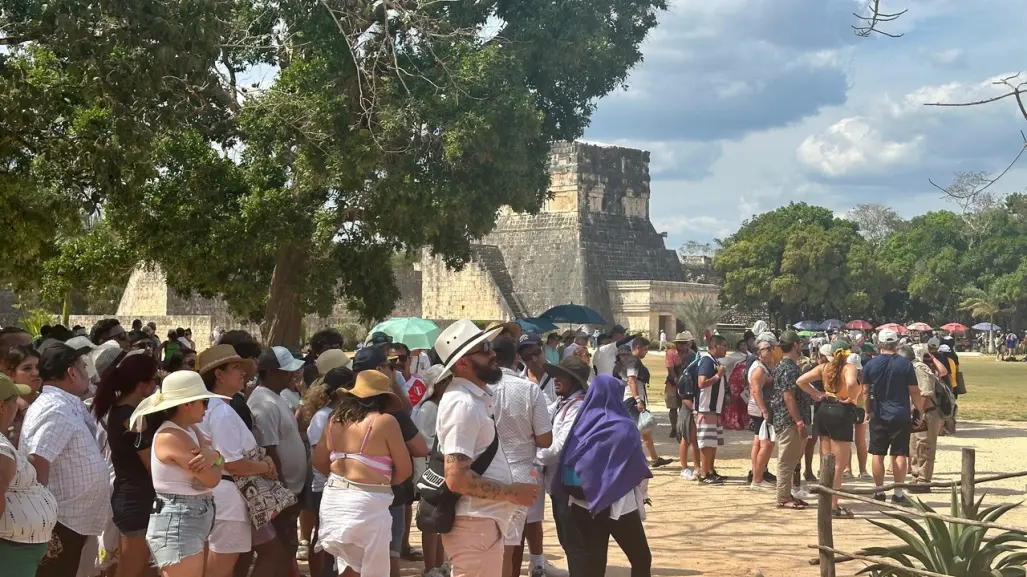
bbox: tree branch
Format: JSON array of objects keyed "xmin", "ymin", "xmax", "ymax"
[{"xmin": 852, "ymin": 0, "xmax": 907, "ymax": 37}]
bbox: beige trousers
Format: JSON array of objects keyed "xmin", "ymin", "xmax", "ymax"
[
  {"xmin": 441, "ymin": 515, "xmax": 505, "ymax": 577},
  {"xmin": 911, "ymin": 409, "xmax": 941, "ymax": 482},
  {"xmin": 776, "ymin": 424, "xmax": 805, "ymax": 503}
]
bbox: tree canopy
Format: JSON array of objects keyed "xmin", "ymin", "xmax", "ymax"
[{"xmin": 2, "ymin": 0, "xmax": 666, "ymax": 345}]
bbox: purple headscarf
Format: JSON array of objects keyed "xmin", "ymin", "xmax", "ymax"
[{"xmin": 555, "ymin": 374, "xmax": 652, "ymax": 515}]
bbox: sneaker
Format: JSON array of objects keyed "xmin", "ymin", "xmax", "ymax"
[
  {"xmin": 763, "ymin": 471, "xmax": 777, "ymax": 483},
  {"xmin": 296, "ymin": 540, "xmax": 309, "ymax": 561},
  {"xmin": 543, "ymin": 561, "xmax": 569, "ymax": 576},
  {"xmin": 712, "ymin": 472, "xmax": 728, "ymax": 483},
  {"xmin": 701, "ymin": 473, "xmax": 725, "ymax": 485},
  {"xmin": 440, "ymin": 562, "xmax": 452, "ymax": 577},
  {"xmin": 873, "ymin": 493, "xmax": 886, "ymax": 502},
  {"xmin": 859, "ymin": 472, "xmax": 873, "ymax": 481},
  {"xmin": 424, "ymin": 570, "xmax": 447, "ymax": 577},
  {"xmin": 650, "ymin": 457, "xmax": 673, "ymax": 468},
  {"xmin": 792, "ymin": 487, "xmax": 813, "ymax": 500},
  {"xmin": 843, "ymin": 470, "xmax": 855, "ymax": 480},
  {"xmin": 530, "ymin": 564, "xmax": 545, "ymax": 577},
  {"xmin": 748, "ymin": 482, "xmax": 772, "ymax": 492},
  {"xmin": 891, "ymin": 494, "xmax": 912, "ymax": 506},
  {"xmin": 680, "ymin": 468, "xmax": 698, "ymax": 481}
]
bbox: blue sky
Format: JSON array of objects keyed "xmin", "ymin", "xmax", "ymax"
[{"xmin": 582, "ymin": 0, "xmax": 1027, "ymax": 250}]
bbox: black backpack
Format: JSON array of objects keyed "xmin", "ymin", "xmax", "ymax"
[
  {"xmin": 934, "ymin": 379, "xmax": 955, "ymax": 418},
  {"xmin": 676, "ymin": 352, "xmax": 707, "ymax": 399}
]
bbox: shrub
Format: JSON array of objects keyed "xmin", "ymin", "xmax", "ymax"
[{"xmin": 338, "ymin": 323, "xmax": 368, "ymax": 350}]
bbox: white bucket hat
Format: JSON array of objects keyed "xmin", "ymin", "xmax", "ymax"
[
  {"xmin": 129, "ymin": 371, "xmax": 230, "ymax": 432},
  {"xmin": 435, "ymin": 319, "xmax": 502, "ymax": 375},
  {"xmin": 415, "ymin": 364, "xmax": 452, "ymax": 409}
]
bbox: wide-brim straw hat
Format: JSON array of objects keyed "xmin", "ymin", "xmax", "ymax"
[
  {"xmin": 435, "ymin": 319, "xmax": 502, "ymax": 375},
  {"xmin": 197, "ymin": 344, "xmax": 257, "ymax": 382},
  {"xmin": 345, "ymin": 369, "xmax": 401, "ymax": 411},
  {"xmin": 312, "ymin": 349, "xmax": 351, "ymax": 388},
  {"xmin": 129, "ymin": 371, "xmax": 230, "ymax": 431},
  {"xmin": 485, "ymin": 321, "xmax": 522, "ymax": 342},
  {"xmin": 673, "ymin": 331, "xmax": 695, "ymax": 343}
]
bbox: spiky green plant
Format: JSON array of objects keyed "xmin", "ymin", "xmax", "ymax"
[{"xmin": 859, "ymin": 488, "xmax": 1027, "ymax": 577}]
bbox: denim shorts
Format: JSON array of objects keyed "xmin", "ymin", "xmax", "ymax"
[
  {"xmin": 389, "ymin": 504, "xmax": 404, "ymax": 557},
  {"xmin": 146, "ymin": 493, "xmax": 215, "ymax": 568}
]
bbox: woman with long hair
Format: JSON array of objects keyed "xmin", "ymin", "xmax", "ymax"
[
  {"xmin": 196, "ymin": 345, "xmax": 285, "ymax": 577},
  {"xmin": 91, "ymin": 351, "xmax": 161, "ymax": 577},
  {"xmin": 2, "ymin": 345, "xmax": 41, "ymax": 449},
  {"xmin": 129, "ymin": 371, "xmax": 227, "ymax": 576},
  {"xmin": 164, "ymin": 348, "xmax": 197, "ymax": 374},
  {"xmin": 557, "ymin": 374, "xmax": 652, "ymax": 577},
  {"xmin": 314, "ymin": 370, "xmax": 411, "ymax": 577},
  {"xmin": 798, "ymin": 340, "xmax": 861, "ymax": 518}
]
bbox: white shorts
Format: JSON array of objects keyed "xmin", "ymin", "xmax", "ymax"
[
  {"xmin": 526, "ymin": 489, "xmax": 545, "ymax": 525},
  {"xmin": 209, "ymin": 520, "xmax": 253, "ymax": 554}
]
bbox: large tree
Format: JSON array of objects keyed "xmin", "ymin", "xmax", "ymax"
[
  {"xmin": 3, "ymin": 0, "xmax": 666, "ymax": 345},
  {"xmin": 712, "ymin": 202, "xmax": 885, "ymax": 325}
]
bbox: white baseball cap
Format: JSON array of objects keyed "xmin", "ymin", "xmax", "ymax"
[{"xmin": 878, "ymin": 329, "xmax": 900, "ymax": 343}]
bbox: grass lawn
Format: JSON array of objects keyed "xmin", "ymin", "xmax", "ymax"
[{"xmin": 639, "ymin": 352, "xmax": 1027, "ymax": 422}]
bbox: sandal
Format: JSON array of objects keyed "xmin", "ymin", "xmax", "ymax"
[
  {"xmin": 402, "ymin": 546, "xmax": 424, "ymax": 562},
  {"xmin": 832, "ymin": 506, "xmax": 855, "ymax": 518},
  {"xmin": 777, "ymin": 500, "xmax": 808, "ymax": 510}
]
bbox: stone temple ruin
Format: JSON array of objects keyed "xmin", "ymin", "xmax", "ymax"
[{"xmin": 14, "ymin": 141, "xmax": 726, "ymax": 347}]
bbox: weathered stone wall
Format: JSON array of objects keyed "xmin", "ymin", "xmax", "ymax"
[
  {"xmin": 546, "ymin": 141, "xmax": 651, "ymax": 219},
  {"xmin": 420, "ymin": 251, "xmax": 514, "ymax": 321}
]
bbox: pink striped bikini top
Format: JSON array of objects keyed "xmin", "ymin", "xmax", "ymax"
[{"xmin": 328, "ymin": 414, "xmax": 393, "ymax": 481}]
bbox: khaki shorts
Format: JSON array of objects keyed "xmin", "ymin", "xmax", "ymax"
[{"xmin": 664, "ymin": 385, "xmax": 682, "ymax": 409}]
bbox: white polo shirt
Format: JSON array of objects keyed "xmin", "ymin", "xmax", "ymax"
[{"xmin": 436, "ymin": 377, "xmax": 516, "ymax": 532}]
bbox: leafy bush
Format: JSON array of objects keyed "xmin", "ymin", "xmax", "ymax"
[
  {"xmin": 17, "ymin": 308, "xmax": 59, "ymax": 339},
  {"xmin": 860, "ymin": 488, "xmax": 1027, "ymax": 577},
  {"xmin": 338, "ymin": 323, "xmax": 368, "ymax": 350}
]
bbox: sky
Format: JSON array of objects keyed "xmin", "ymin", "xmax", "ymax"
[{"xmin": 581, "ymin": 0, "xmax": 1027, "ymax": 250}]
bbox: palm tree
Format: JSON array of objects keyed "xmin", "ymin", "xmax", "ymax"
[
  {"xmin": 959, "ymin": 286, "xmax": 1004, "ymax": 354},
  {"xmin": 676, "ymin": 294, "xmax": 726, "ymax": 346}
]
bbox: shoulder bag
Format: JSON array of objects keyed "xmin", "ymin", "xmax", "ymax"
[{"xmin": 415, "ymin": 426, "xmax": 499, "ymax": 534}]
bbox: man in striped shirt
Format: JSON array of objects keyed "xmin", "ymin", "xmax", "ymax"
[{"xmin": 695, "ymin": 335, "xmax": 729, "ymax": 485}]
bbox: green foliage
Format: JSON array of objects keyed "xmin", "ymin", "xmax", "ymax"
[
  {"xmin": 676, "ymin": 294, "xmax": 725, "ymax": 345},
  {"xmin": 338, "ymin": 323, "xmax": 368, "ymax": 351},
  {"xmin": 713, "ymin": 202, "xmax": 883, "ymax": 324},
  {"xmin": 15, "ymin": 307, "xmax": 57, "ymax": 338},
  {"xmin": 859, "ymin": 488, "xmax": 1027, "ymax": 577}
]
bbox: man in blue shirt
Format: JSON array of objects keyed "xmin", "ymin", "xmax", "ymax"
[{"xmin": 863, "ymin": 329, "xmax": 925, "ymax": 504}]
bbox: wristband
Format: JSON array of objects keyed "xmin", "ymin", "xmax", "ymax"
[{"xmin": 213, "ymin": 454, "xmax": 224, "ymax": 467}]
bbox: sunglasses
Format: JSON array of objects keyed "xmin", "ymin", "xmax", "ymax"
[
  {"xmin": 394, "ymin": 355, "xmax": 409, "ymax": 364},
  {"xmin": 467, "ymin": 340, "xmax": 494, "ymax": 357}
]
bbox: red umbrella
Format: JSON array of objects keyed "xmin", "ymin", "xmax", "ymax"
[
  {"xmin": 876, "ymin": 323, "xmax": 908, "ymax": 335},
  {"xmin": 906, "ymin": 322, "xmax": 933, "ymax": 332},
  {"xmin": 940, "ymin": 322, "xmax": 969, "ymax": 333},
  {"xmin": 844, "ymin": 320, "xmax": 873, "ymax": 330}
]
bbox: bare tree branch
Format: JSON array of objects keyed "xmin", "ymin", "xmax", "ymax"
[{"xmin": 852, "ymin": 0, "xmax": 907, "ymax": 37}]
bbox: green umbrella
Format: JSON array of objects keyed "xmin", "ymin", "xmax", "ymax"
[
  {"xmin": 797, "ymin": 330, "xmax": 817, "ymax": 338},
  {"xmin": 368, "ymin": 317, "xmax": 441, "ymax": 351}
]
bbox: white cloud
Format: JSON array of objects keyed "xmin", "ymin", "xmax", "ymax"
[{"xmin": 797, "ymin": 118, "xmax": 923, "ymax": 176}]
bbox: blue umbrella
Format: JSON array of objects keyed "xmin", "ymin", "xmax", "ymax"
[
  {"xmin": 821, "ymin": 319, "xmax": 843, "ymax": 330},
  {"xmin": 515, "ymin": 317, "xmax": 560, "ymax": 334},
  {"xmin": 539, "ymin": 304, "xmax": 608, "ymax": 325},
  {"xmin": 972, "ymin": 322, "xmax": 1001, "ymax": 332},
  {"xmin": 793, "ymin": 320, "xmax": 823, "ymax": 331}
]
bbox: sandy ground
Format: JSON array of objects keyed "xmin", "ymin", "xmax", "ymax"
[{"xmin": 389, "ymin": 416, "xmax": 1027, "ymax": 577}]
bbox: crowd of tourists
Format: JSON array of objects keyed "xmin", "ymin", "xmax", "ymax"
[
  {"xmin": 0, "ymin": 313, "xmax": 967, "ymax": 577},
  {"xmin": 657, "ymin": 326, "xmax": 962, "ymax": 518}
]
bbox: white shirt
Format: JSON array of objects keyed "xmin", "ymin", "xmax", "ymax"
[
  {"xmin": 412, "ymin": 352, "xmax": 432, "ymax": 378},
  {"xmin": 412, "ymin": 401, "xmax": 439, "ymax": 449},
  {"xmin": 594, "ymin": 341, "xmax": 619, "ymax": 376},
  {"xmin": 307, "ymin": 406, "xmax": 332, "ymax": 492},
  {"xmin": 537, "ymin": 391, "xmax": 584, "ymax": 493},
  {"xmin": 20, "ymin": 385, "xmax": 112, "ymax": 536},
  {"xmin": 569, "ymin": 482, "xmax": 648, "ymax": 521},
  {"xmin": 562, "ymin": 343, "xmax": 580, "ymax": 359},
  {"xmin": 493, "ymin": 368, "xmax": 551, "ymax": 484},
  {"xmin": 436, "ymin": 377, "xmax": 516, "ymax": 531},
  {"xmin": 199, "ymin": 397, "xmax": 256, "ymax": 522},
  {"xmin": 280, "ymin": 389, "xmax": 302, "ymax": 410},
  {"xmin": 248, "ymin": 386, "xmax": 309, "ymax": 494},
  {"xmin": 0, "ymin": 434, "xmax": 58, "ymax": 543}
]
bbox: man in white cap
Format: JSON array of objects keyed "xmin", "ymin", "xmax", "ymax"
[
  {"xmin": 434, "ymin": 320, "xmax": 542, "ymax": 576},
  {"xmin": 862, "ymin": 329, "xmax": 925, "ymax": 504}
]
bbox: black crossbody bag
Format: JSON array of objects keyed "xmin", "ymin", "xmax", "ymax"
[{"xmin": 415, "ymin": 426, "xmax": 499, "ymax": 534}]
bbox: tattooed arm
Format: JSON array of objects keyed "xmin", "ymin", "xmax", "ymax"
[{"xmin": 444, "ymin": 453, "xmax": 539, "ymax": 507}]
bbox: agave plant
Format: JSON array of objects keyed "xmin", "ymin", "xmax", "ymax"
[{"xmin": 859, "ymin": 488, "xmax": 1027, "ymax": 577}]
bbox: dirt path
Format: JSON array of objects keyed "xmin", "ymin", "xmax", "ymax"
[{"xmin": 395, "ymin": 418, "xmax": 1027, "ymax": 577}]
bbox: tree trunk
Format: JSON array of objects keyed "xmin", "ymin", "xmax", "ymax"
[
  {"xmin": 61, "ymin": 289, "xmax": 71, "ymax": 326},
  {"xmin": 261, "ymin": 243, "xmax": 308, "ymax": 348}
]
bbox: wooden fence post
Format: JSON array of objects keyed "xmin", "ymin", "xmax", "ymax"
[
  {"xmin": 961, "ymin": 447, "xmax": 976, "ymax": 517},
  {"xmin": 818, "ymin": 453, "xmax": 836, "ymax": 577}
]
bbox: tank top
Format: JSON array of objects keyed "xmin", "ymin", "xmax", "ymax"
[
  {"xmin": 746, "ymin": 361, "xmax": 773, "ymax": 417},
  {"xmin": 151, "ymin": 421, "xmax": 211, "ymax": 496}
]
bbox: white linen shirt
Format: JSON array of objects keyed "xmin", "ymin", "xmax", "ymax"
[
  {"xmin": 199, "ymin": 397, "xmax": 255, "ymax": 523},
  {"xmin": 307, "ymin": 406, "xmax": 332, "ymax": 492},
  {"xmin": 436, "ymin": 377, "xmax": 516, "ymax": 531},
  {"xmin": 536, "ymin": 390, "xmax": 584, "ymax": 494},
  {"xmin": 594, "ymin": 341, "xmax": 619, "ymax": 376},
  {"xmin": 20, "ymin": 385, "xmax": 111, "ymax": 536},
  {"xmin": 494, "ymin": 368, "xmax": 551, "ymax": 484}
]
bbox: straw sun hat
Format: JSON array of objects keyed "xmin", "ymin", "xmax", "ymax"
[
  {"xmin": 129, "ymin": 371, "xmax": 230, "ymax": 431},
  {"xmin": 345, "ymin": 369, "xmax": 401, "ymax": 411}
]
